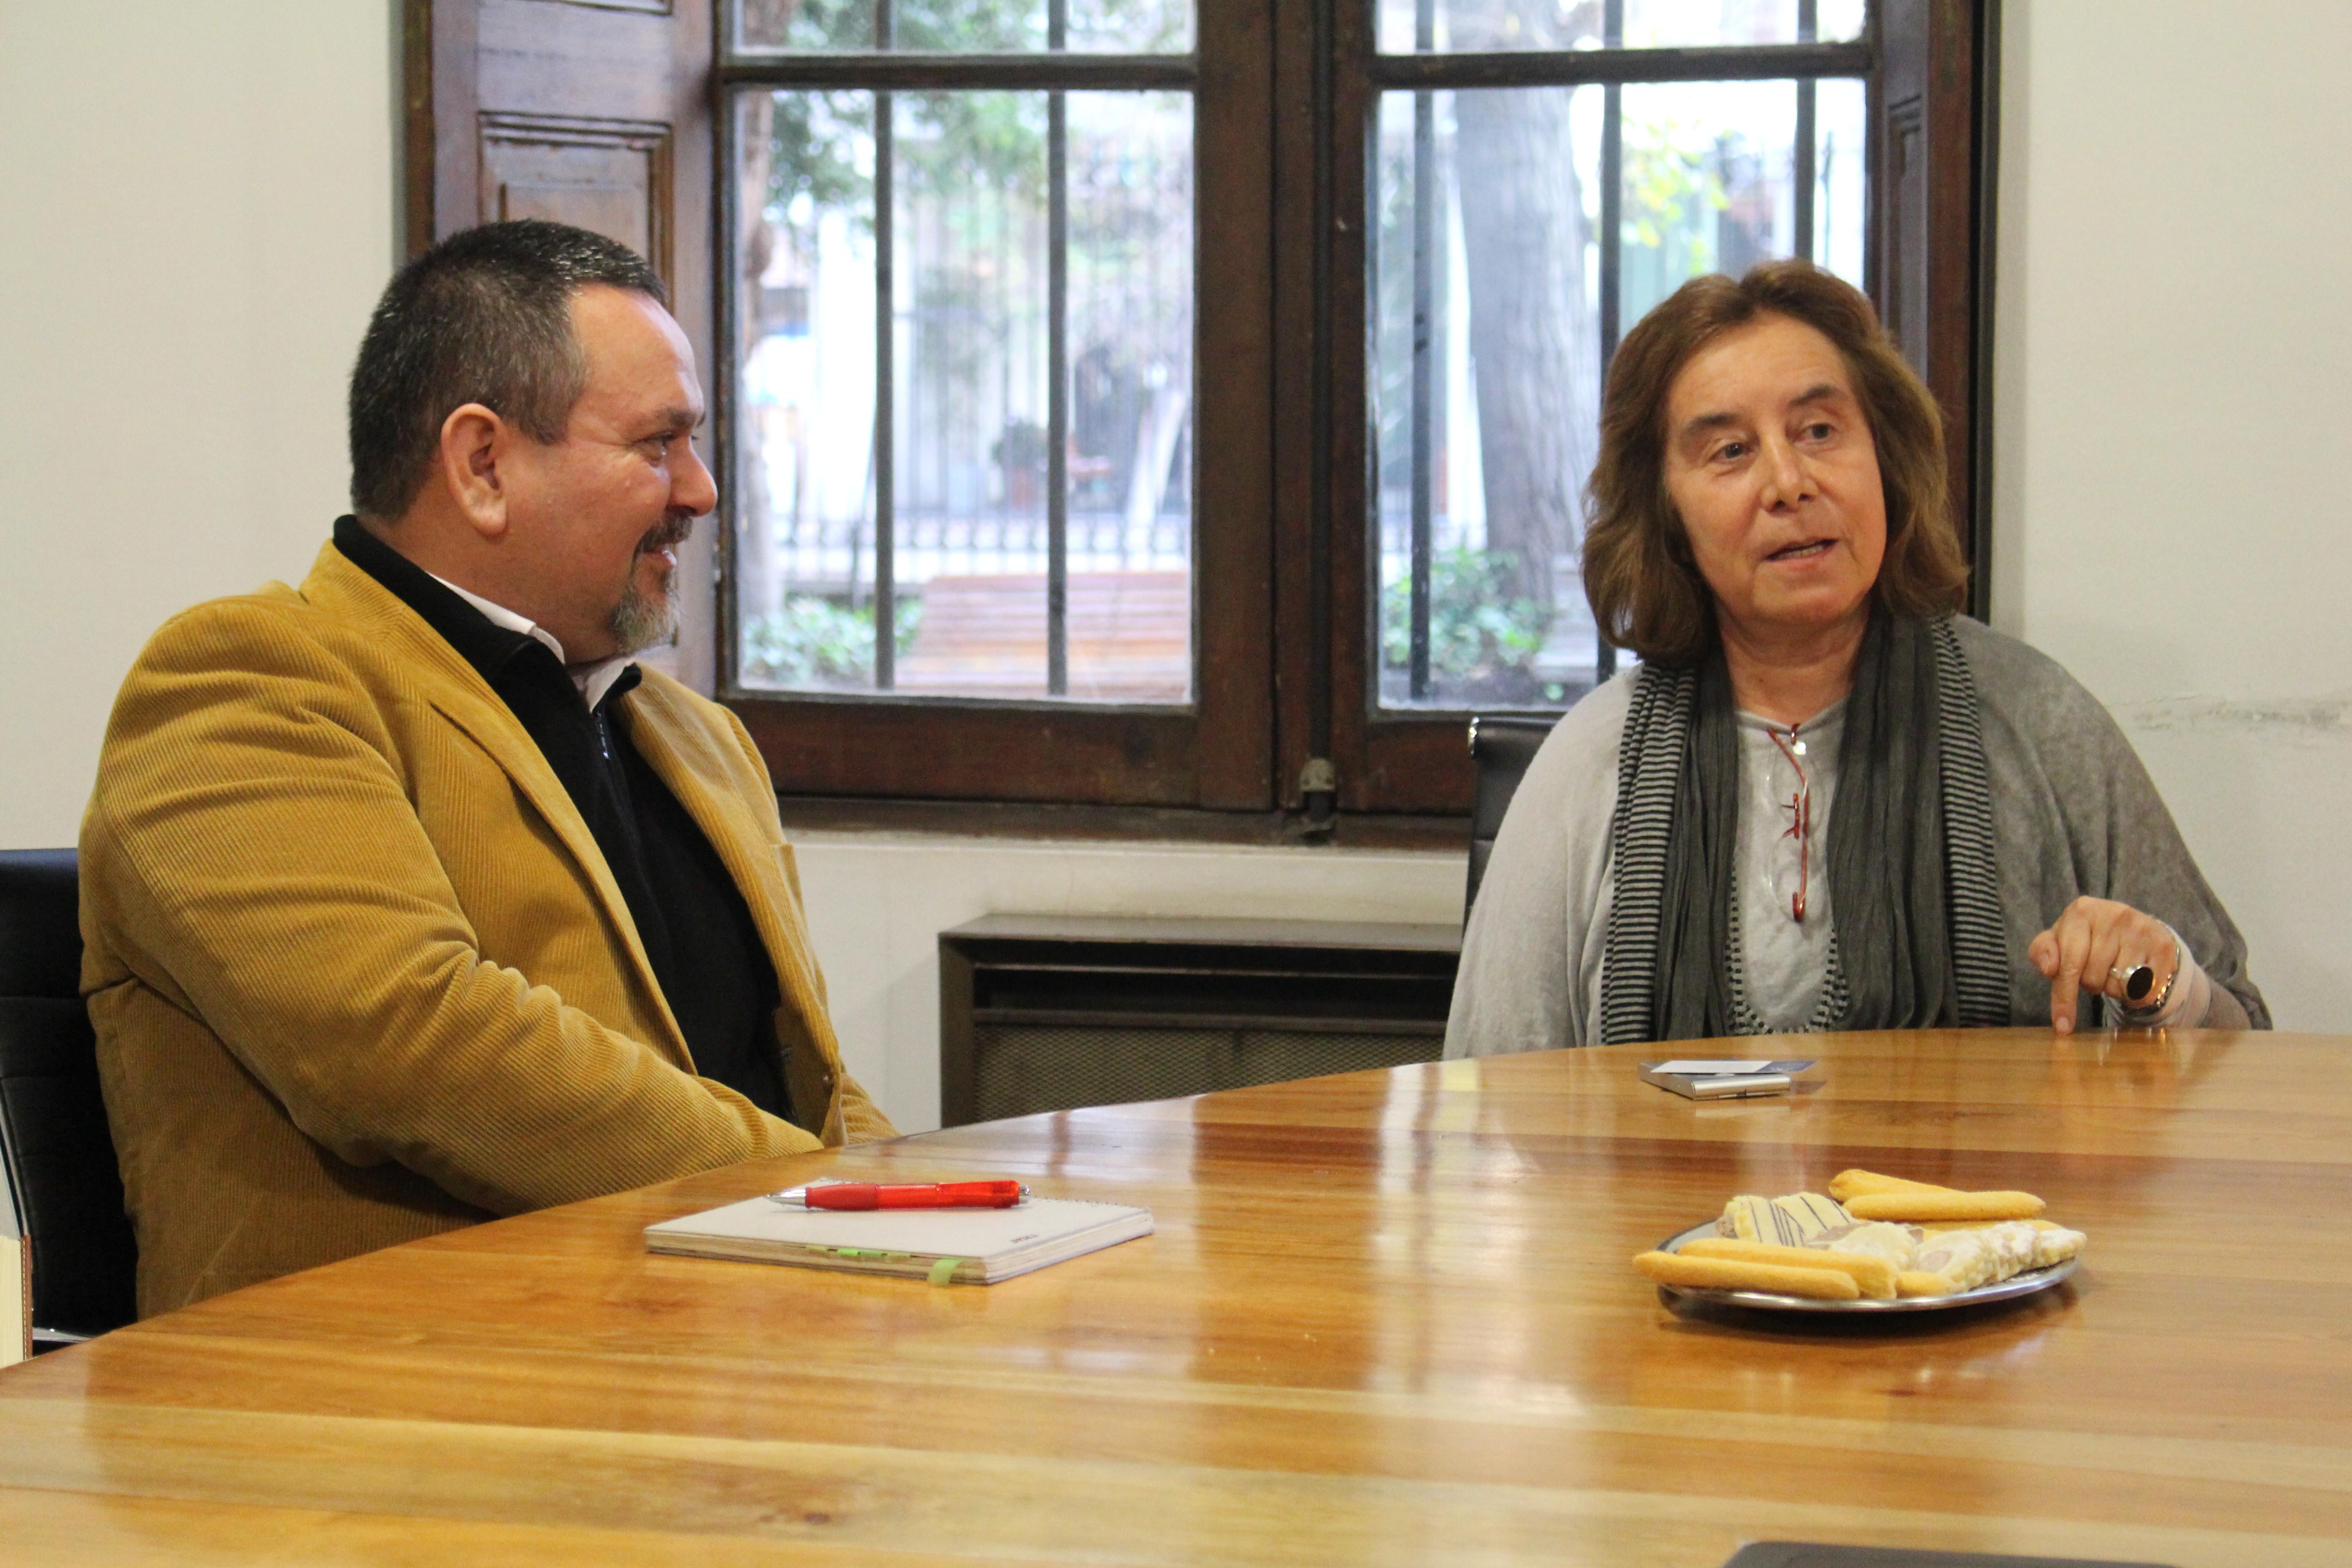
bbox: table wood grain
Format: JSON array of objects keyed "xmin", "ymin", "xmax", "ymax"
[{"xmin": 4, "ymin": 1029, "xmax": 2348, "ymax": 1565}]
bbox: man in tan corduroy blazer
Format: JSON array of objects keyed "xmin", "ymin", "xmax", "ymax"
[{"xmin": 81, "ymin": 221, "xmax": 894, "ymax": 1317}]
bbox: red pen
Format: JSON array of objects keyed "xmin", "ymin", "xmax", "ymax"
[{"xmin": 771, "ymin": 1180, "xmax": 1027, "ymax": 1210}]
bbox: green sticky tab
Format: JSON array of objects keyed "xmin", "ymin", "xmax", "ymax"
[{"xmin": 927, "ymin": 1256, "xmax": 963, "ymax": 1287}]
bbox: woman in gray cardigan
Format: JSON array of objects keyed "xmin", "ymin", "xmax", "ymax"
[{"xmin": 1446, "ymin": 262, "xmax": 2265, "ymax": 1056}]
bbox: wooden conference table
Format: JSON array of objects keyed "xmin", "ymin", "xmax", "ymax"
[{"xmin": 2, "ymin": 1029, "xmax": 2348, "ymax": 1566}]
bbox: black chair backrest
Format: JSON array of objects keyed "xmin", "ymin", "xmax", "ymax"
[
  {"xmin": 0, "ymin": 849, "xmax": 138, "ymax": 1338},
  {"xmin": 1465, "ymin": 716, "xmax": 1559, "ymax": 923}
]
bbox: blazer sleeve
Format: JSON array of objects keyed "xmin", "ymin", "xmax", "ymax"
[{"xmin": 83, "ymin": 600, "xmax": 825, "ymax": 1218}]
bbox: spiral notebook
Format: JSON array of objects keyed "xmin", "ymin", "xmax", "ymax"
[{"xmin": 644, "ymin": 1190, "xmax": 1154, "ymax": 1285}]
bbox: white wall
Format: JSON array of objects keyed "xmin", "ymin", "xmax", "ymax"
[
  {"xmin": 1993, "ymin": 1, "xmax": 2351, "ymax": 1030},
  {"xmin": 0, "ymin": 2, "xmax": 399, "ymax": 848}
]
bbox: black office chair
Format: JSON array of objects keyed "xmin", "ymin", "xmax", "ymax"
[
  {"xmin": 1464, "ymin": 715, "xmax": 1559, "ymax": 923},
  {"xmin": 0, "ymin": 849, "xmax": 138, "ymax": 1346}
]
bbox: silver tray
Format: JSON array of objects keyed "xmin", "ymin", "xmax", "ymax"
[{"xmin": 1653, "ymin": 1221, "xmax": 2080, "ymax": 1314}]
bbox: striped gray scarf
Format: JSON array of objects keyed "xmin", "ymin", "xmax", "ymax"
[{"xmin": 1599, "ymin": 613, "xmax": 2009, "ymax": 1044}]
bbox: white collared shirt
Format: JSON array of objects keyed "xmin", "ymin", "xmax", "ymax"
[{"xmin": 428, "ymin": 573, "xmax": 636, "ymax": 711}]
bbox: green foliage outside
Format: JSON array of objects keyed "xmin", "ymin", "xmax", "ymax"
[
  {"xmin": 774, "ymin": 0, "xmax": 1181, "ymax": 55},
  {"xmin": 759, "ymin": 2, "xmax": 1189, "ymax": 477},
  {"xmin": 742, "ymin": 596, "xmax": 924, "ymax": 686},
  {"xmin": 764, "ymin": 91, "xmax": 1049, "ymax": 236},
  {"xmin": 1371, "ymin": 103, "xmax": 1730, "ymax": 497},
  {"xmin": 1617, "ymin": 117, "xmax": 1734, "ymax": 325},
  {"xmin": 767, "ymin": 92, "xmax": 870, "ymax": 224},
  {"xmin": 764, "ymin": 1, "xmax": 1185, "ymax": 225},
  {"xmin": 779, "ymin": 0, "xmax": 1035, "ymax": 52},
  {"xmin": 1621, "ymin": 117, "xmax": 1730, "ymax": 266},
  {"xmin": 1380, "ymin": 548, "xmax": 1548, "ymax": 679}
]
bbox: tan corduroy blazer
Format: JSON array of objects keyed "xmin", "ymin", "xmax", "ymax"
[{"xmin": 81, "ymin": 542, "xmax": 895, "ymax": 1316}]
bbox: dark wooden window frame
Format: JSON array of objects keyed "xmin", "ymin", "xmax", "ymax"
[
  {"xmin": 711, "ymin": 11, "xmax": 1279, "ymax": 813},
  {"xmin": 1284, "ymin": 0, "xmax": 2002, "ymax": 818}
]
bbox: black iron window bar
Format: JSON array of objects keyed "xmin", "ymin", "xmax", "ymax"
[
  {"xmin": 1382, "ymin": 2, "xmax": 1867, "ymax": 702},
  {"xmin": 720, "ymin": 5, "xmax": 1195, "ymax": 696}
]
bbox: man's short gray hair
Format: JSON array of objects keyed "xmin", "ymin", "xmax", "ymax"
[{"xmin": 346, "ymin": 220, "xmax": 666, "ymax": 521}]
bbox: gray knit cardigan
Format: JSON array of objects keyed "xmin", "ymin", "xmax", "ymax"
[{"xmin": 1444, "ymin": 616, "xmax": 2268, "ymax": 1055}]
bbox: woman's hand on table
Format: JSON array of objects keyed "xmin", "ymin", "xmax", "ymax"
[{"xmin": 2029, "ymin": 896, "xmax": 2178, "ymax": 1034}]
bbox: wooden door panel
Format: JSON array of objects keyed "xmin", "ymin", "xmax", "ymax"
[
  {"xmin": 405, "ymin": 0, "xmax": 707, "ymax": 342},
  {"xmin": 476, "ymin": 0, "xmax": 680, "ymax": 121},
  {"xmin": 1876, "ymin": 0, "xmax": 1990, "ymax": 598},
  {"xmin": 1881, "ymin": 94, "xmax": 1927, "ymax": 372},
  {"xmin": 479, "ymin": 113, "xmax": 673, "ymax": 286}
]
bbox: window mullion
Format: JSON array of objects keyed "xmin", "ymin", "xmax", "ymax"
[
  {"xmin": 1593, "ymin": 0, "xmax": 1626, "ymax": 683},
  {"xmin": 873, "ymin": 78, "xmax": 897, "ymax": 689},
  {"xmin": 1795, "ymin": 0, "xmax": 1818, "ymax": 262},
  {"xmin": 1407, "ymin": 0, "xmax": 1436, "ymax": 700},
  {"xmin": 1046, "ymin": 0, "xmax": 1070, "ymax": 696},
  {"xmin": 717, "ymin": 56, "xmax": 1195, "ymax": 92}
]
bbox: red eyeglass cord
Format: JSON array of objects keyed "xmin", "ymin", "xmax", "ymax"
[{"xmin": 1768, "ymin": 722, "xmax": 1811, "ymax": 923}]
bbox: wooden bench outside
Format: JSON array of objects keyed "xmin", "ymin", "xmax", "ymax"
[{"xmin": 896, "ymin": 572, "xmax": 1190, "ymax": 701}]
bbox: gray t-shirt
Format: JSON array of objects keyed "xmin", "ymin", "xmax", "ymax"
[{"xmin": 1445, "ymin": 617, "xmax": 2266, "ymax": 1055}]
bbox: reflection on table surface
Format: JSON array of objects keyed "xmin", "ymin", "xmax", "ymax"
[{"xmin": 2, "ymin": 1029, "xmax": 2347, "ymax": 1566}]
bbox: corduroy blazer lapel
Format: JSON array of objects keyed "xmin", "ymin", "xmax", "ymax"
[
  {"xmin": 298, "ymin": 545, "xmax": 694, "ymax": 1069},
  {"xmin": 619, "ymin": 685, "xmax": 845, "ymax": 1137}
]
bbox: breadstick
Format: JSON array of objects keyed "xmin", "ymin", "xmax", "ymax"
[
  {"xmin": 1680, "ymin": 1238, "xmax": 1896, "ymax": 1299},
  {"xmin": 1896, "ymin": 1270, "xmax": 1956, "ymax": 1298},
  {"xmin": 1827, "ymin": 1168, "xmax": 1959, "ymax": 1203},
  {"xmin": 1633, "ymin": 1251, "xmax": 1862, "ymax": 1301},
  {"xmin": 1846, "ymin": 1190, "xmax": 2046, "ymax": 1223},
  {"xmin": 1920, "ymin": 1218, "xmax": 2068, "ymax": 1238}
]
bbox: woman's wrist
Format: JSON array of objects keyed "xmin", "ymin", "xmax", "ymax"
[{"xmin": 2118, "ymin": 928, "xmax": 2208, "ymax": 1028}]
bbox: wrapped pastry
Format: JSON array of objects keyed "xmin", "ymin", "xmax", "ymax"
[
  {"xmin": 1717, "ymin": 1192, "xmax": 1849, "ymax": 1244},
  {"xmin": 1807, "ymin": 1220, "xmax": 1923, "ymax": 1271},
  {"xmin": 2027, "ymin": 1223, "xmax": 2087, "ymax": 1269},
  {"xmin": 1896, "ymin": 1220, "xmax": 2082, "ymax": 1296}
]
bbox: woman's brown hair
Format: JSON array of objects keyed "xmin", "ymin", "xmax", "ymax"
[{"xmin": 1582, "ymin": 260, "xmax": 1969, "ymax": 665}]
